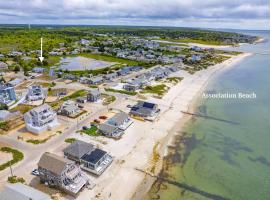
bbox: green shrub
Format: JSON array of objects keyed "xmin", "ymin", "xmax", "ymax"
[{"xmin": 0, "ymin": 147, "xmax": 24, "ymax": 171}]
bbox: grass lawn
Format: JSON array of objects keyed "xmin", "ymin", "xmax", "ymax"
[
  {"xmin": 0, "ymin": 121, "xmax": 8, "ymax": 131},
  {"xmin": 26, "ymin": 137, "xmax": 52, "ymax": 145},
  {"xmin": 160, "ymin": 38, "xmax": 228, "ymax": 46},
  {"xmin": 166, "ymin": 77, "xmax": 183, "ymax": 84},
  {"xmin": 11, "ymin": 104, "xmax": 35, "ymax": 114},
  {"xmin": 8, "ymin": 176, "xmax": 25, "ymax": 184},
  {"xmin": 82, "ymin": 125, "xmax": 100, "ymax": 136},
  {"xmin": 47, "ymin": 56, "xmax": 61, "ymax": 67},
  {"xmin": 102, "ymin": 94, "xmax": 116, "ymax": 106},
  {"xmin": 79, "ymin": 53, "xmax": 139, "ymax": 65},
  {"xmin": 61, "ymin": 90, "xmax": 87, "ymax": 101},
  {"xmin": 105, "ymin": 88, "xmax": 137, "ymax": 96},
  {"xmin": 141, "ymin": 84, "xmax": 168, "ymax": 96},
  {"xmin": 65, "ymin": 138, "xmax": 77, "ymax": 143},
  {"xmin": 0, "ymin": 147, "xmax": 24, "ymax": 171}
]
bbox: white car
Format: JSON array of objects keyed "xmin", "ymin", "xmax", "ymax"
[{"xmin": 31, "ymin": 169, "xmax": 40, "ymax": 176}]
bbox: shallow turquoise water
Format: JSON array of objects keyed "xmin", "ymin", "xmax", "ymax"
[{"xmin": 148, "ymin": 31, "xmax": 270, "ymax": 200}]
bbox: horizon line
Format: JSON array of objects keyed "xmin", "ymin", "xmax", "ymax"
[{"xmin": 0, "ymin": 23, "xmax": 269, "ymax": 32}]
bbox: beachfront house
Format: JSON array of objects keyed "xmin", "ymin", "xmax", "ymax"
[
  {"xmin": 106, "ymin": 112, "xmax": 133, "ymax": 130},
  {"xmin": 0, "ymin": 183, "xmax": 51, "ymax": 200},
  {"xmin": 38, "ymin": 152, "xmax": 89, "ymax": 196},
  {"xmin": 87, "ymin": 89, "xmax": 101, "ymax": 102},
  {"xmin": 129, "ymin": 101, "xmax": 159, "ymax": 118},
  {"xmin": 58, "ymin": 100, "xmax": 81, "ymax": 117},
  {"xmin": 27, "ymin": 85, "xmax": 45, "ymax": 101},
  {"xmin": 0, "ymin": 83, "xmax": 17, "ymax": 105},
  {"xmin": 24, "ymin": 104, "xmax": 59, "ymax": 134},
  {"xmin": 63, "ymin": 140, "xmax": 113, "ymax": 176},
  {"xmin": 98, "ymin": 123, "xmax": 124, "ymax": 138}
]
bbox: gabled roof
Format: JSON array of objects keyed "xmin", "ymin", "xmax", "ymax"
[
  {"xmin": 88, "ymin": 89, "xmax": 100, "ymax": 96},
  {"xmin": 108, "ymin": 112, "xmax": 129, "ymax": 125},
  {"xmin": 0, "ymin": 183, "xmax": 51, "ymax": 200},
  {"xmin": 38, "ymin": 152, "xmax": 72, "ymax": 175},
  {"xmin": 99, "ymin": 123, "xmax": 119, "ymax": 134},
  {"xmin": 63, "ymin": 140, "xmax": 95, "ymax": 159}
]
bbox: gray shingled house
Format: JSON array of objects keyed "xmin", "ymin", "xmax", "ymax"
[
  {"xmin": 87, "ymin": 89, "xmax": 101, "ymax": 102},
  {"xmin": 63, "ymin": 140, "xmax": 113, "ymax": 176},
  {"xmin": 38, "ymin": 152, "xmax": 89, "ymax": 196},
  {"xmin": 98, "ymin": 123, "xmax": 124, "ymax": 138},
  {"xmin": 106, "ymin": 112, "xmax": 133, "ymax": 130}
]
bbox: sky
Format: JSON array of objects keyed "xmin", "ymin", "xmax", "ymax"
[{"xmin": 0, "ymin": 0, "xmax": 270, "ymax": 30}]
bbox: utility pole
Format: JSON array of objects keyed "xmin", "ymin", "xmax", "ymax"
[{"xmin": 9, "ymin": 161, "xmax": 13, "ymax": 177}]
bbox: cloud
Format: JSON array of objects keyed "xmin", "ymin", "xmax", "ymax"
[{"xmin": 0, "ymin": 0, "xmax": 270, "ymax": 29}]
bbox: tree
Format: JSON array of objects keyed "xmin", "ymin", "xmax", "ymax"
[{"xmin": 14, "ymin": 65, "xmax": 20, "ymax": 73}]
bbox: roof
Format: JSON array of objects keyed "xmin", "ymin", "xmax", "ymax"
[
  {"xmin": 88, "ymin": 89, "xmax": 100, "ymax": 96},
  {"xmin": 0, "ymin": 110, "xmax": 20, "ymax": 121},
  {"xmin": 38, "ymin": 152, "xmax": 72, "ymax": 175},
  {"xmin": 99, "ymin": 123, "xmax": 118, "ymax": 134},
  {"xmin": 0, "ymin": 84, "xmax": 13, "ymax": 90},
  {"xmin": 30, "ymin": 103, "xmax": 51, "ymax": 113},
  {"xmin": 63, "ymin": 140, "xmax": 95, "ymax": 159},
  {"xmin": 130, "ymin": 101, "xmax": 158, "ymax": 116},
  {"xmin": 137, "ymin": 101, "xmax": 157, "ymax": 109},
  {"xmin": 0, "ymin": 183, "xmax": 51, "ymax": 200},
  {"xmin": 90, "ymin": 76, "xmax": 103, "ymax": 83},
  {"xmin": 81, "ymin": 148, "xmax": 107, "ymax": 164},
  {"xmin": 108, "ymin": 112, "xmax": 129, "ymax": 125}
]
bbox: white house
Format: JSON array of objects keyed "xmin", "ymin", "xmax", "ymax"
[
  {"xmin": 27, "ymin": 85, "xmax": 45, "ymax": 101},
  {"xmin": 24, "ymin": 104, "xmax": 59, "ymax": 134}
]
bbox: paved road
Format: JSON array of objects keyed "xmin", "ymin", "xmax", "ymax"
[{"xmin": 0, "ymin": 95, "xmax": 124, "ymax": 182}]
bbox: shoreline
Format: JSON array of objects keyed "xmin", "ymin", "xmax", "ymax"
[{"xmin": 131, "ymin": 52, "xmax": 252, "ymax": 200}]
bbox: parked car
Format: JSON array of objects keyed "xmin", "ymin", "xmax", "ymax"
[
  {"xmin": 99, "ymin": 116, "xmax": 108, "ymax": 120},
  {"xmin": 31, "ymin": 169, "xmax": 39, "ymax": 176},
  {"xmin": 94, "ymin": 119, "xmax": 100, "ymax": 124}
]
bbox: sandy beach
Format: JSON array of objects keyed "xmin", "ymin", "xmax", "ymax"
[{"xmin": 74, "ymin": 52, "xmax": 252, "ymax": 200}]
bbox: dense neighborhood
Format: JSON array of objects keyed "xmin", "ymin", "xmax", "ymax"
[{"xmin": 0, "ymin": 25, "xmax": 258, "ymax": 200}]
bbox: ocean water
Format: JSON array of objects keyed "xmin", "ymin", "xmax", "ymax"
[{"xmin": 147, "ymin": 31, "xmax": 270, "ymax": 200}]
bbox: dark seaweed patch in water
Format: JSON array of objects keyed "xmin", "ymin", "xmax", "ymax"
[
  {"xmin": 207, "ymin": 133, "xmax": 253, "ymax": 167},
  {"xmin": 165, "ymin": 132, "xmax": 203, "ymax": 166},
  {"xmin": 248, "ymin": 156, "xmax": 270, "ymax": 167},
  {"xmin": 151, "ymin": 175, "xmax": 231, "ymax": 200}
]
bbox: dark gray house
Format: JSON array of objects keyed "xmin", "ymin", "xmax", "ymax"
[
  {"xmin": 129, "ymin": 101, "xmax": 159, "ymax": 118},
  {"xmin": 63, "ymin": 140, "xmax": 113, "ymax": 176},
  {"xmin": 87, "ymin": 89, "xmax": 101, "ymax": 102}
]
